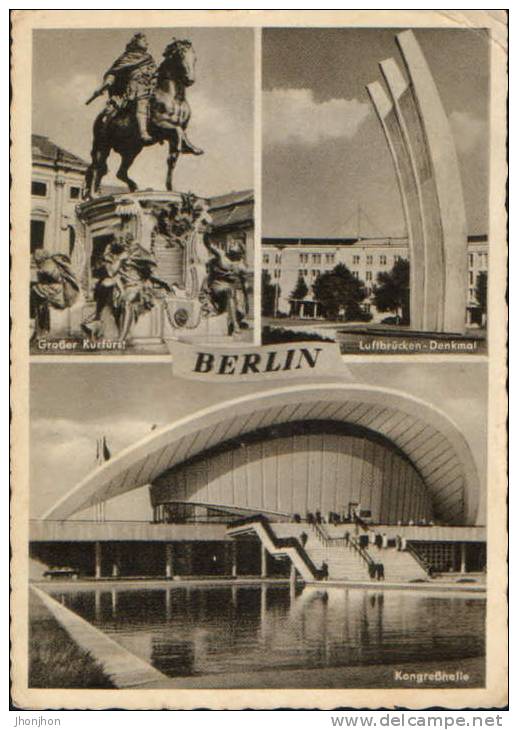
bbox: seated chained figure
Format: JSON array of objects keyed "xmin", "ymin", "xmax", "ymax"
[
  {"xmin": 30, "ymin": 250, "xmax": 80, "ymax": 341},
  {"xmin": 82, "ymin": 233, "xmax": 170, "ymax": 341}
]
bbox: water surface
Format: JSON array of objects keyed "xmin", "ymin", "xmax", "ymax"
[{"xmin": 47, "ymin": 584, "xmax": 485, "ymax": 685}]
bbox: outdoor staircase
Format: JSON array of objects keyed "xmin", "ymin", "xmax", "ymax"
[
  {"xmin": 306, "ymin": 523, "xmax": 430, "ymax": 582},
  {"xmin": 369, "ymin": 544, "xmax": 429, "ymax": 582},
  {"xmin": 304, "ymin": 532, "xmax": 372, "ymax": 581},
  {"xmin": 226, "ymin": 515, "xmax": 324, "ymax": 582},
  {"xmin": 227, "ymin": 516, "xmax": 430, "ymax": 584}
]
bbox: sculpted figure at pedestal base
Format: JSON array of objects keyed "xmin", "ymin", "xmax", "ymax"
[
  {"xmin": 203, "ymin": 240, "xmax": 250, "ymax": 336},
  {"xmin": 30, "ymin": 250, "xmax": 80, "ymax": 341},
  {"xmin": 81, "ymin": 233, "xmax": 171, "ymax": 342}
]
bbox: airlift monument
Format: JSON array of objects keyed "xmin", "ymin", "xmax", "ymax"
[{"xmin": 366, "ymin": 30, "xmax": 468, "ymax": 334}]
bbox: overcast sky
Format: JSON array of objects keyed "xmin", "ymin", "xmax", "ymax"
[
  {"xmin": 262, "ymin": 28, "xmax": 489, "ymax": 238},
  {"xmin": 32, "ymin": 27, "xmax": 254, "ymax": 197},
  {"xmin": 31, "ymin": 361, "xmax": 487, "ymax": 521}
]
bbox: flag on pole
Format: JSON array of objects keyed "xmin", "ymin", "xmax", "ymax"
[
  {"xmin": 96, "ymin": 436, "xmax": 111, "ymax": 464},
  {"xmin": 102, "ymin": 436, "xmax": 111, "ymax": 461}
]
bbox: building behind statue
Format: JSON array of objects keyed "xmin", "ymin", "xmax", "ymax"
[
  {"xmin": 262, "ymin": 235, "xmax": 488, "ymax": 328},
  {"xmin": 31, "ymin": 134, "xmax": 254, "ymax": 263},
  {"xmin": 30, "ymin": 134, "xmax": 254, "ymax": 341}
]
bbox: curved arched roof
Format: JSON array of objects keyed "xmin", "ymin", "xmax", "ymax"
[{"xmin": 43, "ymin": 383, "xmax": 480, "ymax": 524}]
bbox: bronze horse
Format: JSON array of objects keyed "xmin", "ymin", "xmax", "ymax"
[{"xmin": 84, "ymin": 39, "xmax": 203, "ymax": 199}]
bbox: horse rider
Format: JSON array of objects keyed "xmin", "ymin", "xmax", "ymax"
[{"xmin": 87, "ymin": 32, "xmax": 157, "ymax": 144}]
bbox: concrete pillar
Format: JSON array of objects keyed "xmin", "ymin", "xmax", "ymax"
[
  {"xmin": 231, "ymin": 542, "xmax": 238, "ymax": 578},
  {"xmin": 112, "ymin": 543, "xmax": 120, "ymax": 578},
  {"xmin": 290, "ymin": 562, "xmax": 297, "ymax": 599},
  {"xmin": 111, "ymin": 589, "xmax": 118, "ymax": 617},
  {"xmin": 94, "ymin": 541, "xmax": 102, "ymax": 579},
  {"xmin": 184, "ymin": 543, "xmax": 193, "ymax": 576},
  {"xmin": 165, "ymin": 543, "xmax": 174, "ymax": 579},
  {"xmin": 94, "ymin": 589, "xmax": 101, "ymax": 621},
  {"xmin": 290, "ymin": 562, "xmax": 297, "ymax": 583},
  {"xmin": 165, "ymin": 588, "xmax": 171, "ymax": 619},
  {"xmin": 460, "ymin": 543, "xmax": 467, "ymax": 574},
  {"xmin": 261, "ymin": 545, "xmax": 268, "ymax": 578}
]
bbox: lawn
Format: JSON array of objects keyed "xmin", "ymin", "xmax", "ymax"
[{"xmin": 29, "ymin": 590, "xmax": 116, "ymax": 689}]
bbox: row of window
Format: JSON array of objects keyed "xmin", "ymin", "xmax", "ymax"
[
  {"xmin": 296, "ymin": 268, "xmax": 373, "ymax": 281},
  {"xmin": 262, "ymin": 253, "xmax": 282, "ymax": 265},
  {"xmin": 298, "ymin": 253, "xmax": 336, "ymax": 264},
  {"xmin": 266, "ymin": 250, "xmax": 488, "ymax": 270},
  {"xmin": 264, "ymin": 252, "xmax": 404, "ymax": 267},
  {"xmin": 298, "ymin": 253, "xmax": 399, "ymax": 266},
  {"xmin": 31, "ymin": 180, "xmax": 82, "ymax": 200}
]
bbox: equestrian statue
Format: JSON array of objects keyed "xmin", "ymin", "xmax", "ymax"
[{"xmin": 84, "ymin": 33, "xmax": 203, "ymax": 199}]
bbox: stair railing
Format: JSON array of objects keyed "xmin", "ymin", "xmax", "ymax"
[
  {"xmin": 228, "ymin": 514, "xmax": 326, "ymax": 580},
  {"xmin": 310, "ymin": 524, "xmax": 377, "ymax": 572},
  {"xmin": 349, "ymin": 537, "xmax": 377, "ymax": 570},
  {"xmin": 311, "ymin": 522, "xmax": 330, "ymax": 544},
  {"xmin": 404, "ymin": 540, "xmax": 433, "ymax": 576}
]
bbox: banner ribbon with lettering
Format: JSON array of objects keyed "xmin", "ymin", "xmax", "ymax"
[{"xmin": 167, "ymin": 338, "xmax": 345, "ymax": 382}]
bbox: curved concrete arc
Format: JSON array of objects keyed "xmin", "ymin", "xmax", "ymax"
[
  {"xmin": 366, "ymin": 79, "xmax": 426, "ymax": 330},
  {"xmin": 396, "ymin": 30, "xmax": 468, "ymax": 333},
  {"xmin": 378, "ymin": 57, "xmax": 442, "ymax": 332},
  {"xmin": 42, "ymin": 383, "xmax": 481, "ymax": 526}
]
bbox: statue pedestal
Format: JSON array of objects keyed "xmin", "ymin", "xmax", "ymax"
[{"xmin": 70, "ymin": 190, "xmax": 251, "ymax": 350}]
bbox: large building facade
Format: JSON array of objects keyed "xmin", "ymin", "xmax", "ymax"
[
  {"xmin": 31, "ymin": 134, "xmax": 88, "ymax": 257},
  {"xmin": 31, "ymin": 383, "xmax": 486, "ymax": 582},
  {"xmin": 262, "ymin": 236, "xmax": 488, "ymax": 326}
]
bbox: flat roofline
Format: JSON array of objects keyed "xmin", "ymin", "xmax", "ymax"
[{"xmin": 263, "ymin": 235, "xmax": 487, "ymax": 246}]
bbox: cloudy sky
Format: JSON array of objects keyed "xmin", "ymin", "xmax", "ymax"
[
  {"xmin": 30, "ymin": 361, "xmax": 487, "ymax": 521},
  {"xmin": 32, "ymin": 27, "xmax": 254, "ymax": 197},
  {"xmin": 262, "ymin": 28, "xmax": 489, "ymax": 237}
]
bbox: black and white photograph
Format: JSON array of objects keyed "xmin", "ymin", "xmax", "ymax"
[
  {"xmin": 28, "ymin": 360, "xmax": 486, "ymax": 690},
  {"xmin": 261, "ymin": 28, "xmax": 489, "ymax": 355},
  {"xmin": 10, "ymin": 8, "xmax": 507, "ymax": 715},
  {"xmin": 29, "ymin": 27, "xmax": 255, "ymax": 354}
]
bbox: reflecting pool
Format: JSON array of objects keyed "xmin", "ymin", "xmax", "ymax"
[{"xmin": 47, "ymin": 584, "xmax": 485, "ymax": 687}]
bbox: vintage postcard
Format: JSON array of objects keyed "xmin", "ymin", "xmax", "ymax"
[{"xmin": 10, "ymin": 9, "xmax": 507, "ymax": 711}]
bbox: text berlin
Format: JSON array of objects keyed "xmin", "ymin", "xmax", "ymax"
[{"xmin": 194, "ymin": 347, "xmax": 323, "ymax": 376}]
